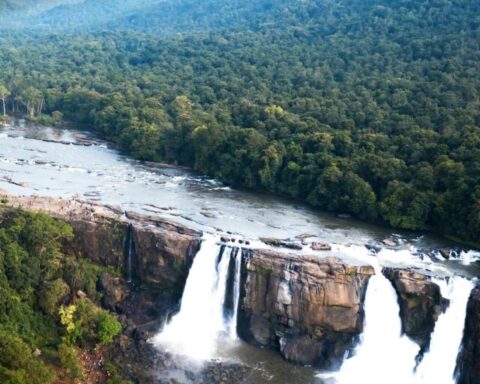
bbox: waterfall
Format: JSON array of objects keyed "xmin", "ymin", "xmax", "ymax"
[
  {"xmin": 125, "ymin": 224, "xmax": 134, "ymax": 283},
  {"xmin": 414, "ymin": 277, "xmax": 474, "ymax": 384},
  {"xmin": 331, "ymin": 269, "xmax": 420, "ymax": 384},
  {"xmin": 319, "ymin": 245, "xmax": 474, "ymax": 384},
  {"xmin": 227, "ymin": 248, "xmax": 242, "ymax": 339},
  {"xmin": 152, "ymin": 234, "xmax": 242, "ymax": 359}
]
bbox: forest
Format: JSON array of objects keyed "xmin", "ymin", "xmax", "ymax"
[
  {"xmin": 0, "ymin": 0, "xmax": 479, "ymax": 244},
  {"xmin": 0, "ymin": 208, "xmax": 125, "ymax": 383}
]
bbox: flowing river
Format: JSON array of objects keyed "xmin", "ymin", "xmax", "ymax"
[{"xmin": 1, "ymin": 120, "xmax": 479, "ymax": 383}]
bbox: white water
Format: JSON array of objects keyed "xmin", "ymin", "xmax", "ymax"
[
  {"xmin": 331, "ymin": 269, "xmax": 420, "ymax": 384},
  {"xmin": 212, "ymin": 246, "xmax": 233, "ymax": 334},
  {"xmin": 228, "ymin": 248, "xmax": 242, "ymax": 339},
  {"xmin": 318, "ymin": 245, "xmax": 474, "ymax": 384},
  {"xmin": 414, "ymin": 277, "xmax": 474, "ymax": 384},
  {"xmin": 457, "ymin": 250, "xmax": 480, "ymax": 266},
  {"xmin": 152, "ymin": 235, "xmax": 241, "ymax": 359}
]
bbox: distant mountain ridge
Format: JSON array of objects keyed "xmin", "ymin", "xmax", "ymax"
[
  {"xmin": 0, "ymin": 0, "xmax": 295, "ymax": 34},
  {"xmin": 0, "ymin": 0, "xmax": 81, "ymax": 15}
]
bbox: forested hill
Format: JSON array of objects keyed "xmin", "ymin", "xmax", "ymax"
[
  {"xmin": 1, "ymin": 0, "xmax": 295, "ymax": 33},
  {"xmin": 0, "ymin": 0, "xmax": 479, "ymax": 244}
]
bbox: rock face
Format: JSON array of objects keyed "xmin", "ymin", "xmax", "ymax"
[
  {"xmin": 99, "ymin": 272, "xmax": 130, "ymax": 311},
  {"xmin": 63, "ymin": 217, "xmax": 128, "ymax": 267},
  {"xmin": 383, "ymin": 268, "xmax": 447, "ymax": 353},
  {"xmin": 130, "ymin": 221, "xmax": 201, "ymax": 289},
  {"xmin": 62, "ymin": 213, "xmax": 201, "ymax": 294},
  {"xmin": 238, "ymin": 248, "xmax": 374, "ymax": 369},
  {"xmin": 457, "ymin": 284, "xmax": 480, "ymax": 384}
]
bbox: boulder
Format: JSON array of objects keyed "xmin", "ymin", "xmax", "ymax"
[
  {"xmin": 382, "ymin": 238, "xmax": 397, "ymax": 247},
  {"xmin": 260, "ymin": 237, "xmax": 303, "ymax": 250},
  {"xmin": 311, "ymin": 242, "xmax": 332, "ymax": 251},
  {"xmin": 439, "ymin": 249, "xmax": 451, "ymax": 259},
  {"xmin": 238, "ymin": 248, "xmax": 374, "ymax": 369}
]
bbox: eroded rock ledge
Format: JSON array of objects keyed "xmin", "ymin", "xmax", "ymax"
[
  {"xmin": 238, "ymin": 248, "xmax": 374, "ymax": 369},
  {"xmin": 383, "ymin": 268, "xmax": 447, "ymax": 354}
]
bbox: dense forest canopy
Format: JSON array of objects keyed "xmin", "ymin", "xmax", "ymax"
[
  {"xmin": 0, "ymin": 0, "xmax": 479, "ymax": 244},
  {"xmin": 0, "ymin": 208, "xmax": 124, "ymax": 382}
]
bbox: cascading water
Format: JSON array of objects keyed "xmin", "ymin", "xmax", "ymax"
[
  {"xmin": 320, "ymin": 245, "xmax": 475, "ymax": 384},
  {"xmin": 125, "ymin": 224, "xmax": 134, "ymax": 283},
  {"xmin": 330, "ymin": 266, "xmax": 420, "ymax": 384},
  {"xmin": 152, "ymin": 235, "xmax": 242, "ymax": 359},
  {"xmin": 212, "ymin": 246, "xmax": 233, "ymax": 332},
  {"xmin": 227, "ymin": 248, "xmax": 242, "ymax": 339},
  {"xmin": 414, "ymin": 277, "xmax": 474, "ymax": 384}
]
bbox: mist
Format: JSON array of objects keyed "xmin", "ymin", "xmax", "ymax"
[
  {"xmin": 0, "ymin": 0, "xmax": 169, "ymax": 31},
  {"xmin": 0, "ymin": 0, "xmax": 289, "ymax": 36}
]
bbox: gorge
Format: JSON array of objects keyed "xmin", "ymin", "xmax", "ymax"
[{"xmin": 1, "ymin": 121, "xmax": 479, "ymax": 383}]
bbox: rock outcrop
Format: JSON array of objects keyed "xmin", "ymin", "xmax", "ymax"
[
  {"xmin": 99, "ymin": 272, "xmax": 130, "ymax": 312},
  {"xmin": 383, "ymin": 268, "xmax": 447, "ymax": 353},
  {"xmin": 260, "ymin": 237, "xmax": 303, "ymax": 250},
  {"xmin": 65, "ymin": 214, "xmax": 201, "ymax": 292},
  {"xmin": 129, "ymin": 218, "xmax": 201, "ymax": 289},
  {"xmin": 63, "ymin": 216, "xmax": 128, "ymax": 267},
  {"xmin": 457, "ymin": 284, "xmax": 480, "ymax": 384},
  {"xmin": 238, "ymin": 248, "xmax": 374, "ymax": 369}
]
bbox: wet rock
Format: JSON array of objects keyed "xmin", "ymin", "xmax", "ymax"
[
  {"xmin": 457, "ymin": 284, "xmax": 480, "ymax": 384},
  {"xmin": 382, "ymin": 268, "xmax": 448, "ymax": 353},
  {"xmin": 295, "ymin": 233, "xmax": 315, "ymax": 240},
  {"xmin": 200, "ymin": 211, "xmax": 217, "ymax": 218},
  {"xmin": 439, "ymin": 249, "xmax": 452, "ymax": 259},
  {"xmin": 260, "ymin": 237, "xmax": 303, "ymax": 250},
  {"xmin": 311, "ymin": 242, "xmax": 332, "ymax": 251},
  {"xmin": 382, "ymin": 238, "xmax": 397, "ymax": 247},
  {"xmin": 365, "ymin": 244, "xmax": 381, "ymax": 254},
  {"xmin": 238, "ymin": 249, "xmax": 374, "ymax": 369}
]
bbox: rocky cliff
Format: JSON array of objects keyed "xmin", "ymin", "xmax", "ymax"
[
  {"xmin": 457, "ymin": 284, "xmax": 480, "ymax": 384},
  {"xmin": 237, "ymin": 248, "xmax": 374, "ymax": 369},
  {"xmin": 4, "ymin": 192, "xmax": 478, "ymax": 376},
  {"xmin": 383, "ymin": 268, "xmax": 447, "ymax": 354}
]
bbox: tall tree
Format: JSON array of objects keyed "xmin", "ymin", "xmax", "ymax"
[{"xmin": 0, "ymin": 84, "xmax": 10, "ymax": 120}]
